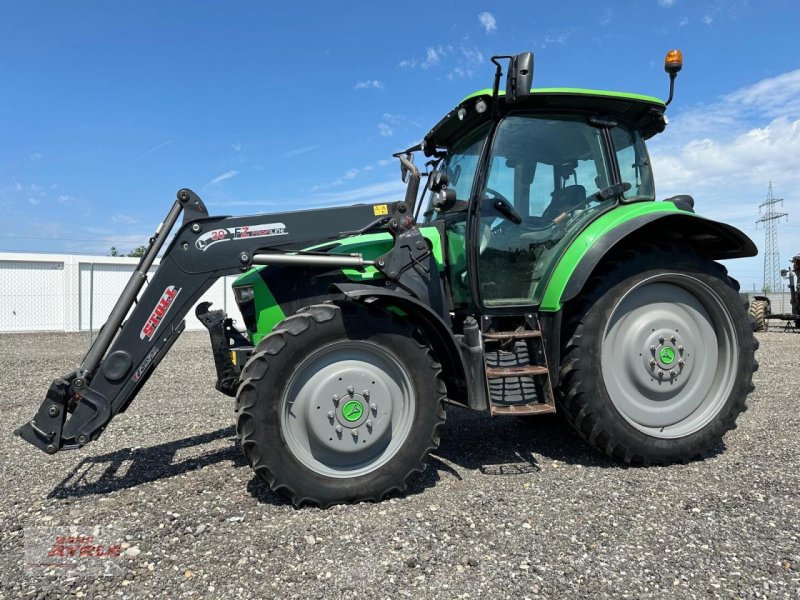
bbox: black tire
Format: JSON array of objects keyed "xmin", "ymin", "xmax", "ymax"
[
  {"xmin": 749, "ymin": 300, "xmax": 769, "ymax": 332},
  {"xmin": 235, "ymin": 301, "xmax": 446, "ymax": 507},
  {"xmin": 558, "ymin": 244, "xmax": 757, "ymax": 465}
]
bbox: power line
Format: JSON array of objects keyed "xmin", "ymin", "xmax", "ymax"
[{"xmin": 755, "ymin": 182, "xmax": 788, "ymax": 293}]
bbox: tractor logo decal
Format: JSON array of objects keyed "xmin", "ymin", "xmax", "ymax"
[
  {"xmin": 195, "ymin": 222, "xmax": 288, "ymax": 251},
  {"xmin": 342, "ymin": 400, "xmax": 363, "ymax": 422},
  {"xmin": 659, "ymin": 347, "xmax": 676, "ymax": 365},
  {"xmin": 140, "ymin": 286, "xmax": 181, "ymax": 340}
]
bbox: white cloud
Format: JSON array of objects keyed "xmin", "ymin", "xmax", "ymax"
[
  {"xmin": 57, "ymin": 194, "xmax": 76, "ymax": 205},
  {"xmin": 478, "ymin": 12, "xmax": 496, "ymax": 33},
  {"xmin": 378, "ymin": 123, "xmax": 393, "ymax": 137},
  {"xmin": 282, "ymin": 144, "xmax": 321, "ymax": 158},
  {"xmin": 206, "ymin": 170, "xmax": 239, "ymax": 186},
  {"xmin": 30, "ymin": 153, "xmax": 44, "ymax": 160},
  {"xmin": 679, "ymin": 16, "xmax": 689, "ymax": 26},
  {"xmin": 537, "ymin": 30, "xmax": 573, "ymax": 48},
  {"xmin": 702, "ymin": 14, "xmax": 714, "ymax": 25},
  {"xmin": 648, "ymin": 68, "xmax": 800, "ymax": 289},
  {"xmin": 658, "ymin": 0, "xmax": 676, "ymax": 7},
  {"xmin": 354, "ymin": 79, "xmax": 384, "ymax": 90},
  {"xmin": 28, "ymin": 197, "xmax": 40, "ymax": 205},
  {"xmin": 229, "ymin": 142, "xmax": 243, "ymax": 152},
  {"xmin": 423, "ymin": 47, "xmax": 444, "ymax": 69}
]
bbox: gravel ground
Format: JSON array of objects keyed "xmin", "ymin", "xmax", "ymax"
[{"xmin": 0, "ymin": 330, "xmax": 798, "ymax": 599}]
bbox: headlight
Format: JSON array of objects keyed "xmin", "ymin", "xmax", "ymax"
[{"xmin": 233, "ymin": 285, "xmax": 254, "ymax": 304}]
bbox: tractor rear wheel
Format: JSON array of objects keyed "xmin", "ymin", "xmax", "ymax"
[
  {"xmin": 558, "ymin": 245, "xmax": 757, "ymax": 465},
  {"xmin": 235, "ymin": 302, "xmax": 446, "ymax": 507},
  {"xmin": 748, "ymin": 300, "xmax": 769, "ymax": 332}
]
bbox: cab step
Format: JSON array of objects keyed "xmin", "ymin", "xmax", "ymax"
[
  {"xmin": 490, "ymin": 402, "xmax": 557, "ymax": 416},
  {"xmin": 486, "ymin": 365, "xmax": 549, "ymax": 378},
  {"xmin": 482, "ymin": 316, "xmax": 556, "ymax": 417},
  {"xmin": 483, "ymin": 330, "xmax": 541, "ymax": 341}
]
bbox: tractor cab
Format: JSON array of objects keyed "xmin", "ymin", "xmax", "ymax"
[{"xmin": 418, "ymin": 86, "xmax": 666, "ymax": 311}]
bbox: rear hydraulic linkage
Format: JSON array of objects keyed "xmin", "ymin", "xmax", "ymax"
[{"xmin": 15, "ymin": 188, "xmax": 393, "ymax": 454}]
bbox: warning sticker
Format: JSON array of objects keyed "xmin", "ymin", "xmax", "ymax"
[{"xmin": 372, "ymin": 204, "xmax": 389, "ymax": 216}]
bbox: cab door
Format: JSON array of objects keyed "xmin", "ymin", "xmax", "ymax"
[{"xmin": 472, "ymin": 114, "xmax": 612, "ymax": 309}]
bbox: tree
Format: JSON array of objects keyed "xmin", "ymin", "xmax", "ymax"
[
  {"xmin": 127, "ymin": 245, "xmax": 147, "ymax": 258},
  {"xmin": 109, "ymin": 247, "xmax": 119, "ymax": 257}
]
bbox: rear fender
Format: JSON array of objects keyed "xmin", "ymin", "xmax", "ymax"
[{"xmin": 541, "ymin": 207, "xmax": 757, "ymax": 312}]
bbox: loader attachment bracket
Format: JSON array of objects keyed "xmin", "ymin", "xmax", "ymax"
[
  {"xmin": 15, "ymin": 378, "xmax": 72, "ymax": 454},
  {"xmin": 196, "ymin": 301, "xmax": 252, "ymax": 397}
]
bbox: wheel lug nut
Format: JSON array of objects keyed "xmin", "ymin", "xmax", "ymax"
[
  {"xmin": 335, "ymin": 425, "xmax": 342, "ymax": 434},
  {"xmin": 347, "ymin": 386, "xmax": 354, "ymax": 396},
  {"xmin": 658, "ymin": 370, "xmax": 664, "ymax": 378},
  {"xmin": 332, "ymin": 394, "xmax": 340, "ymax": 405},
  {"xmin": 352, "ymin": 429, "xmax": 359, "ymax": 438},
  {"xmin": 327, "ymin": 411, "xmax": 335, "ymax": 419},
  {"xmin": 678, "ymin": 346, "xmax": 684, "ymax": 354},
  {"xmin": 671, "ymin": 335, "xmax": 677, "ymax": 343},
  {"xmin": 649, "ymin": 359, "xmax": 656, "ymax": 367},
  {"xmin": 366, "ymin": 420, "xmax": 373, "ymax": 429},
  {"xmin": 650, "ymin": 346, "xmax": 656, "ymax": 354},
  {"xmin": 370, "ymin": 403, "xmax": 377, "ymax": 413},
  {"xmin": 658, "ymin": 336, "xmax": 665, "ymax": 344},
  {"xmin": 670, "ymin": 369, "xmax": 676, "ymax": 377},
  {"xmin": 363, "ymin": 390, "xmax": 370, "ymax": 397},
  {"xmin": 678, "ymin": 359, "xmax": 685, "ymax": 367}
]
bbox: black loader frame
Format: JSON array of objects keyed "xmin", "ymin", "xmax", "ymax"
[{"xmin": 16, "ymin": 181, "xmax": 447, "ymax": 455}]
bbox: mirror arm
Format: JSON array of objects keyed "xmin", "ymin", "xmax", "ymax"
[
  {"xmin": 665, "ymin": 72, "xmax": 677, "ymax": 106},
  {"xmin": 399, "ymin": 154, "xmax": 421, "ymax": 214}
]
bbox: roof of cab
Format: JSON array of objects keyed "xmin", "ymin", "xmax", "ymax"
[{"xmin": 423, "ymin": 88, "xmax": 667, "ymax": 152}]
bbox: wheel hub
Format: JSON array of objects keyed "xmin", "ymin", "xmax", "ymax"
[
  {"xmin": 307, "ymin": 376, "xmax": 390, "ymax": 455},
  {"xmin": 335, "ymin": 392, "xmax": 370, "ymax": 428},
  {"xmin": 640, "ymin": 330, "xmax": 689, "ymax": 379}
]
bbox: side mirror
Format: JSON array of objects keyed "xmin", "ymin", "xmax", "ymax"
[
  {"xmin": 506, "ymin": 52, "xmax": 533, "ymax": 103},
  {"xmin": 400, "ymin": 152, "xmax": 414, "ymax": 183},
  {"xmin": 781, "ymin": 269, "xmax": 789, "ymax": 277}
]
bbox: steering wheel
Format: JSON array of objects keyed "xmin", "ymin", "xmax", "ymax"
[{"xmin": 484, "ymin": 187, "xmax": 511, "ymax": 205}]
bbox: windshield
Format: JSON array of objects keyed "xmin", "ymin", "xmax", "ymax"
[{"xmin": 483, "ymin": 114, "xmax": 611, "ymax": 219}]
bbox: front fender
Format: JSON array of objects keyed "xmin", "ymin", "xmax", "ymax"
[
  {"xmin": 331, "ymin": 283, "xmax": 472, "ymax": 407},
  {"xmin": 540, "ymin": 202, "xmax": 757, "ymax": 312}
]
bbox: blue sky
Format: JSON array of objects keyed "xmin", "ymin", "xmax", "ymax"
[{"xmin": 2, "ymin": 0, "xmax": 800, "ymax": 290}]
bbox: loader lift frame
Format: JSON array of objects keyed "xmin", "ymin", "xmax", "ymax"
[{"xmin": 17, "ymin": 184, "xmax": 441, "ymax": 455}]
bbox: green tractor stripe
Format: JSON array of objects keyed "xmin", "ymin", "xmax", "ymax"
[{"xmin": 461, "ymin": 87, "xmax": 666, "ymax": 107}]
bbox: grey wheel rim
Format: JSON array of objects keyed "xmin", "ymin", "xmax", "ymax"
[
  {"xmin": 600, "ymin": 274, "xmax": 738, "ymax": 439},
  {"xmin": 280, "ymin": 340, "xmax": 416, "ymax": 478}
]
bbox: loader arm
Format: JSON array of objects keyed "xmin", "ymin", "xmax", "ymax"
[{"xmin": 16, "ymin": 189, "xmax": 390, "ymax": 454}]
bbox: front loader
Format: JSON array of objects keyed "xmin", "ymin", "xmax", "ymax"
[{"xmin": 18, "ymin": 50, "xmax": 759, "ymax": 507}]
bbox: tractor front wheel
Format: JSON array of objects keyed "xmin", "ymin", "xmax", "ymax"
[
  {"xmin": 559, "ymin": 245, "xmax": 757, "ymax": 465},
  {"xmin": 235, "ymin": 302, "xmax": 446, "ymax": 507}
]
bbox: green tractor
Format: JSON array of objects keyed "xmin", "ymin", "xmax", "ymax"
[{"xmin": 18, "ymin": 50, "xmax": 758, "ymax": 507}]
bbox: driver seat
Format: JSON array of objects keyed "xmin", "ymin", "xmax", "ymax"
[{"xmin": 542, "ymin": 184, "xmax": 586, "ymax": 221}]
